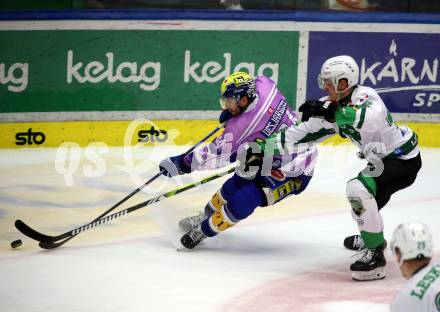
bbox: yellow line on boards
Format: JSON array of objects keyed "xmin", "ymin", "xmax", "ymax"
[{"xmin": 0, "ymin": 120, "xmax": 439, "ymax": 148}]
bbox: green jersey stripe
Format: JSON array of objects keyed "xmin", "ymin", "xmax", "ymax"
[
  {"xmin": 298, "ymin": 128, "xmax": 336, "ymax": 143},
  {"xmin": 385, "ymin": 132, "xmax": 419, "ymax": 159},
  {"xmin": 357, "ymin": 107, "xmax": 367, "ymax": 129}
]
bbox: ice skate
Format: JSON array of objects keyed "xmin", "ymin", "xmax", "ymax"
[
  {"xmin": 344, "ymin": 235, "xmax": 387, "ymax": 251},
  {"xmin": 344, "ymin": 234, "xmax": 365, "ymax": 250},
  {"xmin": 350, "ymin": 243, "xmax": 386, "ymax": 281},
  {"xmin": 180, "ymin": 225, "xmax": 207, "ymax": 249},
  {"xmin": 178, "ymin": 212, "xmax": 205, "ymax": 232}
]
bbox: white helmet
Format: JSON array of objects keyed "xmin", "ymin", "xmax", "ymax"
[
  {"xmin": 318, "ymin": 55, "xmax": 359, "ymax": 91},
  {"xmin": 390, "ymin": 223, "xmax": 433, "ymax": 265}
]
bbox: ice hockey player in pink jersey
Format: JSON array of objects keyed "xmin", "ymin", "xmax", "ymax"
[{"xmin": 159, "ymin": 72, "xmax": 318, "ymax": 249}]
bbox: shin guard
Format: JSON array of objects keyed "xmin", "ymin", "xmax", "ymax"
[{"xmin": 346, "ymin": 175, "xmax": 385, "ymax": 249}]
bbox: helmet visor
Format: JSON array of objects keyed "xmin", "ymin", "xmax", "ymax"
[
  {"xmin": 318, "ymin": 74, "xmax": 333, "ymax": 90},
  {"xmin": 219, "ymin": 97, "xmax": 238, "ymax": 110}
]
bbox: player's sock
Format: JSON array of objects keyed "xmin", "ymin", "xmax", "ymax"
[{"xmin": 204, "ymin": 189, "xmax": 227, "ymax": 217}]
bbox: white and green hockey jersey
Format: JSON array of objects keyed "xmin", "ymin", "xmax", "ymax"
[
  {"xmin": 390, "ymin": 262, "xmax": 440, "ymax": 312},
  {"xmin": 266, "ymin": 85, "xmax": 419, "ymax": 160}
]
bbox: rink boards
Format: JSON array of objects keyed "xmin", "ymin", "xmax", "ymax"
[{"xmin": 1, "ymin": 119, "xmax": 440, "ymax": 148}]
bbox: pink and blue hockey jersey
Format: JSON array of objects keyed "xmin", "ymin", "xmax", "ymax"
[{"xmin": 184, "ymin": 76, "xmax": 318, "ymax": 177}]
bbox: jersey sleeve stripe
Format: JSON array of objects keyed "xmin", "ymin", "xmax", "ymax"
[
  {"xmin": 297, "ymin": 128, "xmax": 336, "ymax": 143},
  {"xmin": 357, "ymin": 107, "xmax": 367, "ymax": 129},
  {"xmin": 280, "ymin": 129, "xmax": 286, "ymax": 150}
]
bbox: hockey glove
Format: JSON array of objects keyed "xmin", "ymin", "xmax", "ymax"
[
  {"xmin": 298, "ymin": 99, "xmax": 337, "ymax": 123},
  {"xmin": 244, "ymin": 144, "xmax": 264, "ymax": 170},
  {"xmin": 236, "ymin": 140, "xmax": 264, "ymax": 176},
  {"xmin": 219, "ymin": 109, "xmax": 234, "ymax": 124},
  {"xmin": 159, "ymin": 154, "xmax": 192, "ymax": 177}
]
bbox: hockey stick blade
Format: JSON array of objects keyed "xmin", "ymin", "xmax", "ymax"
[
  {"xmin": 15, "ymin": 219, "xmax": 59, "ymax": 242},
  {"xmin": 36, "ymin": 167, "xmax": 235, "ymax": 249},
  {"xmin": 39, "ymin": 237, "xmax": 73, "ymax": 249}
]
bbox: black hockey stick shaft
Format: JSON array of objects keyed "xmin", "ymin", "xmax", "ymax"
[
  {"xmin": 39, "ymin": 167, "xmax": 235, "ymax": 249},
  {"xmin": 14, "ymin": 171, "xmax": 162, "ymax": 242},
  {"xmin": 15, "ymin": 124, "xmax": 224, "ymax": 244}
]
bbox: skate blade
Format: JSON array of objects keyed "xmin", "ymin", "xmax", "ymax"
[{"xmin": 352, "ymin": 267, "xmax": 386, "ymax": 281}]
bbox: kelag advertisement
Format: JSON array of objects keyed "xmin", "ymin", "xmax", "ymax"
[
  {"xmin": 0, "ymin": 30, "xmax": 298, "ymax": 113},
  {"xmin": 307, "ymin": 32, "xmax": 440, "ymax": 114}
]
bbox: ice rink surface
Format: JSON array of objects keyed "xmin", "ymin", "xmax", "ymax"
[{"xmin": 0, "ymin": 144, "xmax": 439, "ymax": 312}]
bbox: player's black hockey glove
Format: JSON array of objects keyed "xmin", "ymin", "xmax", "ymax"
[
  {"xmin": 240, "ymin": 139, "xmax": 266, "ymax": 174},
  {"xmin": 298, "ymin": 99, "xmax": 337, "ymax": 123},
  {"xmin": 159, "ymin": 154, "xmax": 192, "ymax": 177},
  {"xmin": 245, "ymin": 146, "xmax": 263, "ymax": 170},
  {"xmin": 219, "ymin": 109, "xmax": 234, "ymax": 124}
]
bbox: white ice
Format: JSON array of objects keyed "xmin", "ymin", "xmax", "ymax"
[{"xmin": 0, "ymin": 144, "xmax": 439, "ymax": 312}]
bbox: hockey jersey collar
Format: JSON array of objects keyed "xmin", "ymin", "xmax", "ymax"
[
  {"xmin": 410, "ymin": 262, "xmax": 430, "ymax": 279},
  {"xmin": 338, "ymin": 85, "xmax": 358, "ymax": 108},
  {"xmin": 244, "ymin": 94, "xmax": 259, "ymax": 112}
]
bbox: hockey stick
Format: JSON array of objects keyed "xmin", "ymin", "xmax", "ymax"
[
  {"xmin": 15, "ymin": 123, "xmax": 225, "ymax": 244},
  {"xmin": 36, "ymin": 166, "xmax": 235, "ymax": 249}
]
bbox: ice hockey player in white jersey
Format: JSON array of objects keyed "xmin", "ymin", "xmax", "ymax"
[
  {"xmin": 390, "ymin": 222, "xmax": 440, "ymax": 312},
  {"xmin": 254, "ymin": 55, "xmax": 422, "ymax": 281}
]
